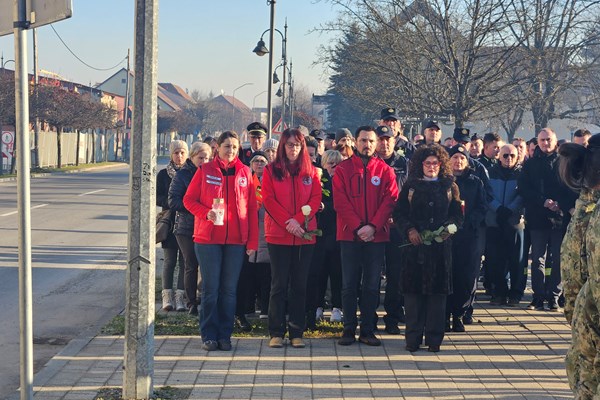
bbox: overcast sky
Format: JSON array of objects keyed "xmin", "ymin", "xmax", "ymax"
[{"xmin": 0, "ymin": 0, "xmax": 338, "ymax": 108}]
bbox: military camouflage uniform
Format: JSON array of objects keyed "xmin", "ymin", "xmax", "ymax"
[
  {"xmin": 561, "ymin": 188, "xmax": 600, "ymax": 324},
  {"xmin": 566, "ymin": 195, "xmax": 600, "ymax": 399}
]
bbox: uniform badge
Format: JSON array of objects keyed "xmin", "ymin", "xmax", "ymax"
[
  {"xmin": 371, "ymin": 176, "xmax": 381, "ymax": 186},
  {"xmin": 462, "ymin": 129, "xmax": 468, "ymax": 135},
  {"xmin": 388, "ymin": 108, "xmax": 394, "ymax": 113},
  {"xmin": 238, "ymin": 177, "xmax": 248, "ymax": 187},
  {"xmin": 302, "ymin": 176, "xmax": 312, "ymax": 185}
]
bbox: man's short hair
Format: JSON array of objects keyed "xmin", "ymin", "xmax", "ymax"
[
  {"xmin": 527, "ymin": 137, "xmax": 538, "ymax": 146},
  {"xmin": 573, "ymin": 128, "xmax": 591, "ymax": 138},
  {"xmin": 513, "ymin": 137, "xmax": 525, "ymax": 144},
  {"xmin": 354, "ymin": 125, "xmax": 376, "ymax": 138},
  {"xmin": 483, "ymin": 132, "xmax": 502, "ymax": 145},
  {"xmin": 305, "ymin": 137, "xmax": 319, "ymax": 150}
]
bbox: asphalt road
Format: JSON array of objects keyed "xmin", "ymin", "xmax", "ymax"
[{"xmin": 0, "ymin": 165, "xmax": 134, "ymax": 398}]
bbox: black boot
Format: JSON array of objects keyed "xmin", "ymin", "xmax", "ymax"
[{"xmin": 452, "ymin": 316, "xmax": 465, "ymax": 332}]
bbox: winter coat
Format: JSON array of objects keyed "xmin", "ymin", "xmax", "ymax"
[
  {"xmin": 382, "ymin": 151, "xmax": 408, "ymax": 192},
  {"xmin": 565, "ymin": 196, "xmax": 600, "ymax": 398},
  {"xmin": 561, "ymin": 188, "xmax": 600, "ymax": 324},
  {"xmin": 332, "ymin": 155, "xmax": 399, "ymax": 242},
  {"xmin": 518, "ymin": 148, "xmax": 577, "ymax": 230},
  {"xmin": 183, "ymin": 156, "xmax": 258, "ymax": 250},
  {"xmin": 168, "ymin": 158, "xmax": 197, "ymax": 237},
  {"xmin": 394, "ymin": 177, "xmax": 463, "ymax": 295},
  {"xmin": 476, "ymin": 154, "xmax": 497, "ymax": 172},
  {"xmin": 454, "ymin": 169, "xmax": 487, "ymax": 231},
  {"xmin": 262, "ymin": 164, "xmax": 322, "ymax": 246},
  {"xmin": 486, "ymin": 164, "xmax": 524, "ymax": 228},
  {"xmin": 157, "ymin": 166, "xmax": 178, "ymax": 249}
]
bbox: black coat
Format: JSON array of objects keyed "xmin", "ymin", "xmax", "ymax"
[
  {"xmin": 157, "ymin": 167, "xmax": 178, "ymax": 249},
  {"xmin": 168, "ymin": 158, "xmax": 197, "ymax": 237},
  {"xmin": 394, "ymin": 177, "xmax": 463, "ymax": 295},
  {"xmin": 517, "ymin": 148, "xmax": 577, "ymax": 230},
  {"xmin": 455, "ymin": 169, "xmax": 487, "ymax": 231}
]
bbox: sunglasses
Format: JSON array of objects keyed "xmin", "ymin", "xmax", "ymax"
[{"xmin": 502, "ymin": 154, "xmax": 517, "ymax": 159}]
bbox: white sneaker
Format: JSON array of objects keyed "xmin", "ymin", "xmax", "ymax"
[
  {"xmin": 161, "ymin": 289, "xmax": 174, "ymax": 311},
  {"xmin": 259, "ymin": 314, "xmax": 268, "ymax": 319},
  {"xmin": 316, "ymin": 307, "xmax": 324, "ymax": 321},
  {"xmin": 175, "ymin": 289, "xmax": 187, "ymax": 312},
  {"xmin": 330, "ymin": 307, "xmax": 343, "ymax": 323}
]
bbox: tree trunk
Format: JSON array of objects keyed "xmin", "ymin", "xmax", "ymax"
[
  {"xmin": 57, "ymin": 127, "xmax": 62, "ymax": 168},
  {"xmin": 91, "ymin": 129, "xmax": 95, "ymax": 163},
  {"xmin": 75, "ymin": 129, "xmax": 81, "ymax": 166}
]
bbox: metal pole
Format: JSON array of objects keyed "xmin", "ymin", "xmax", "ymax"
[
  {"xmin": 266, "ymin": 0, "xmax": 276, "ymax": 138},
  {"xmin": 123, "ymin": 0, "xmax": 158, "ymax": 398},
  {"xmin": 14, "ymin": 0, "xmax": 33, "ymax": 398},
  {"xmin": 33, "ymin": 28, "xmax": 39, "ymax": 169},
  {"xmin": 280, "ymin": 20, "xmax": 287, "ymax": 129},
  {"xmin": 232, "ymin": 82, "xmax": 253, "ymax": 131}
]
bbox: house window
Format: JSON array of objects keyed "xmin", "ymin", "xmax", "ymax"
[{"xmin": 121, "ymin": 78, "xmax": 126, "ymax": 83}]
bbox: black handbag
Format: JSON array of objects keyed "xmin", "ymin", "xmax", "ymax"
[{"xmin": 156, "ymin": 209, "xmax": 173, "ymax": 243}]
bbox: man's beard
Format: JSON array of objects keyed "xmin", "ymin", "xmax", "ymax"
[{"xmin": 358, "ymin": 150, "xmax": 373, "ymax": 161}]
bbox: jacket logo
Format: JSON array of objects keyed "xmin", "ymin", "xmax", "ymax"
[
  {"xmin": 302, "ymin": 176, "xmax": 312, "ymax": 185},
  {"xmin": 238, "ymin": 177, "xmax": 248, "ymax": 187},
  {"xmin": 371, "ymin": 176, "xmax": 381, "ymax": 186}
]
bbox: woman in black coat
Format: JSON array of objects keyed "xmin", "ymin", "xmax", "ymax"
[
  {"xmin": 168, "ymin": 142, "xmax": 212, "ymax": 315},
  {"xmin": 157, "ymin": 140, "xmax": 189, "ymax": 312},
  {"xmin": 394, "ymin": 144, "xmax": 463, "ymax": 353}
]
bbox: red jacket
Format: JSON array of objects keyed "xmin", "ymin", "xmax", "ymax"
[
  {"xmin": 183, "ymin": 157, "xmax": 258, "ymax": 250},
  {"xmin": 333, "ymin": 155, "xmax": 399, "ymax": 242},
  {"xmin": 262, "ymin": 164, "xmax": 322, "ymax": 245}
]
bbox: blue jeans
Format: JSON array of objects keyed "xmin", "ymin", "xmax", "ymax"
[
  {"xmin": 194, "ymin": 244, "xmax": 245, "ymax": 342},
  {"xmin": 340, "ymin": 241, "xmax": 385, "ymax": 336}
]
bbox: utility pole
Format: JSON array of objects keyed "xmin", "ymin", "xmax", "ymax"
[
  {"xmin": 123, "ymin": 1, "xmax": 158, "ymax": 399},
  {"xmin": 14, "ymin": 0, "xmax": 33, "ymax": 398},
  {"xmin": 33, "ymin": 28, "xmax": 39, "ymax": 169}
]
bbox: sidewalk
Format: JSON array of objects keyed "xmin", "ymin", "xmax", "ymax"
[
  {"xmin": 0, "ymin": 162, "xmax": 128, "ymax": 183},
  {"xmin": 14, "ymin": 298, "xmax": 572, "ymax": 400}
]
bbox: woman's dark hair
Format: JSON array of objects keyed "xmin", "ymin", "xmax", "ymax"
[
  {"xmin": 203, "ymin": 136, "xmax": 215, "ymax": 144},
  {"xmin": 408, "ymin": 143, "xmax": 453, "ymax": 180},
  {"xmin": 558, "ymin": 133, "xmax": 600, "ymax": 191},
  {"xmin": 270, "ymin": 128, "xmax": 313, "ymax": 180},
  {"xmin": 217, "ymin": 131, "xmax": 239, "ymax": 146},
  {"xmin": 335, "ymin": 143, "xmax": 354, "ymax": 158}
]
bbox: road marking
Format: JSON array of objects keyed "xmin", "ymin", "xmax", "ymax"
[
  {"xmin": 1, "ymin": 203, "xmax": 48, "ymax": 217},
  {"xmin": 78, "ymin": 189, "xmax": 106, "ymax": 197}
]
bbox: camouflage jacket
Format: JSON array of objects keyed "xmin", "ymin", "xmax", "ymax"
[{"xmin": 561, "ymin": 188, "xmax": 600, "ymax": 324}]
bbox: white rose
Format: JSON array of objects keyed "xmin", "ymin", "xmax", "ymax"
[
  {"xmin": 446, "ymin": 224, "xmax": 457, "ymax": 234},
  {"xmin": 301, "ymin": 205, "xmax": 312, "ymax": 216}
]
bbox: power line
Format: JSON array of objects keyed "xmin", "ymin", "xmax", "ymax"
[{"xmin": 50, "ymin": 25, "xmax": 126, "ymax": 71}]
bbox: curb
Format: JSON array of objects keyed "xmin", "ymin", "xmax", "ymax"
[{"xmin": 0, "ymin": 162, "xmax": 128, "ymax": 183}]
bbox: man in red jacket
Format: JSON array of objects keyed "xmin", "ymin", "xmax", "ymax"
[{"xmin": 333, "ymin": 125, "xmax": 399, "ymax": 346}]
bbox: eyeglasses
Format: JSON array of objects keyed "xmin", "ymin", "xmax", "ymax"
[
  {"xmin": 285, "ymin": 142, "xmax": 302, "ymax": 149},
  {"xmin": 502, "ymin": 154, "xmax": 517, "ymax": 159},
  {"xmin": 423, "ymin": 161, "xmax": 440, "ymax": 167}
]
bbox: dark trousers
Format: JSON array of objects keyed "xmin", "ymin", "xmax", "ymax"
[
  {"xmin": 383, "ymin": 238, "xmax": 404, "ymax": 326},
  {"xmin": 306, "ymin": 237, "xmax": 326, "ymax": 328},
  {"xmin": 519, "ymin": 227, "xmax": 531, "ymax": 294},
  {"xmin": 318, "ymin": 236, "xmax": 343, "ymax": 309},
  {"xmin": 253, "ymin": 262, "xmax": 271, "ymax": 315},
  {"xmin": 162, "ymin": 246, "xmax": 184, "ymax": 291},
  {"xmin": 404, "ymin": 293, "xmax": 446, "ymax": 348},
  {"xmin": 340, "ymin": 241, "xmax": 385, "ymax": 336},
  {"xmin": 267, "ymin": 244, "xmax": 314, "ymax": 339},
  {"xmin": 530, "ymin": 228, "xmax": 564, "ymax": 302},
  {"xmin": 176, "ymin": 234, "xmax": 199, "ymax": 307},
  {"xmin": 236, "ymin": 255, "xmax": 256, "ymax": 316},
  {"xmin": 447, "ymin": 228, "xmax": 482, "ymax": 318},
  {"xmin": 486, "ymin": 225, "xmax": 525, "ymax": 300}
]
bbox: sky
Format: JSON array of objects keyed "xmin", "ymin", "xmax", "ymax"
[{"xmin": 0, "ymin": 0, "xmax": 339, "ymax": 109}]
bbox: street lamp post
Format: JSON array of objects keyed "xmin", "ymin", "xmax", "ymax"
[
  {"xmin": 1, "ymin": 53, "xmax": 15, "ymax": 69},
  {"xmin": 232, "ymin": 82, "xmax": 253, "ymax": 131},
  {"xmin": 253, "ymin": 1, "xmax": 288, "ymax": 138},
  {"xmin": 252, "ymin": 90, "xmax": 267, "ymax": 121}
]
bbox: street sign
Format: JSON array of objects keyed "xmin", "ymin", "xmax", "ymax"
[{"xmin": 0, "ymin": 0, "xmax": 73, "ymax": 37}]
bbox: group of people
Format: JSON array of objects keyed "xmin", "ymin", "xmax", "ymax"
[{"xmin": 154, "ymin": 108, "xmax": 600, "ymax": 393}]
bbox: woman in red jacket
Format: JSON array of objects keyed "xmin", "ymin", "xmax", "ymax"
[
  {"xmin": 183, "ymin": 131, "xmax": 258, "ymax": 352},
  {"xmin": 262, "ymin": 128, "xmax": 322, "ymax": 349}
]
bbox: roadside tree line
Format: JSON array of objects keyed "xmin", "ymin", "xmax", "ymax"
[{"xmin": 320, "ymin": 0, "xmax": 600, "ymax": 140}]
